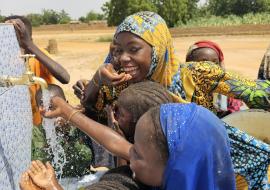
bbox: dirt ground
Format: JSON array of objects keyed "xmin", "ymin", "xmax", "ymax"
[{"xmin": 32, "ymin": 27, "xmax": 270, "ymax": 104}]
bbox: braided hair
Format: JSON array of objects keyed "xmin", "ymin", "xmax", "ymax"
[
  {"xmin": 118, "ymin": 81, "xmax": 173, "ymax": 123},
  {"xmin": 117, "ymin": 81, "xmax": 173, "ymax": 142}
]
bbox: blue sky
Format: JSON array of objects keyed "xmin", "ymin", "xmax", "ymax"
[{"xmin": 0, "ymin": 0, "xmax": 207, "ymax": 19}]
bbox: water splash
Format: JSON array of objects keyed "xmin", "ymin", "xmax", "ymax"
[{"xmin": 42, "ymin": 89, "xmax": 66, "ymax": 179}]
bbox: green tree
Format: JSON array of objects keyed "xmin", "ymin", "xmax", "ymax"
[
  {"xmin": 79, "ymin": 16, "xmax": 86, "ymax": 23},
  {"xmin": 186, "ymin": 0, "xmax": 200, "ymax": 19},
  {"xmin": 102, "ymin": 0, "xmax": 199, "ymax": 27},
  {"xmin": 102, "ymin": 0, "xmax": 129, "ymax": 26},
  {"xmin": 58, "ymin": 10, "xmax": 71, "ymax": 24},
  {"xmin": 153, "ymin": 0, "xmax": 189, "ymax": 27},
  {"xmin": 26, "ymin": 13, "xmax": 43, "ymax": 26},
  {"xmin": 85, "ymin": 10, "xmax": 104, "ymax": 21},
  {"xmin": 0, "ymin": 15, "xmax": 5, "ymax": 22},
  {"xmin": 207, "ymin": 0, "xmax": 270, "ymax": 16},
  {"xmin": 42, "ymin": 9, "xmax": 60, "ymax": 24},
  {"xmin": 102, "ymin": 0, "xmax": 157, "ymax": 26}
]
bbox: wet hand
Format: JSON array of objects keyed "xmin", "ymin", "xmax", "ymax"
[
  {"xmin": 40, "ymin": 96, "xmax": 67, "ymax": 119},
  {"xmin": 27, "ymin": 161, "xmax": 59, "ymax": 190},
  {"xmin": 99, "ymin": 63, "xmax": 132, "ymax": 86},
  {"xmin": 72, "ymin": 79, "xmax": 89, "ymax": 100}
]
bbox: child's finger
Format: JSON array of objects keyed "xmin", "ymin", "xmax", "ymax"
[
  {"xmin": 112, "ymin": 74, "xmax": 131, "ymax": 86},
  {"xmin": 36, "ymin": 160, "xmax": 47, "ymax": 172},
  {"xmin": 29, "ymin": 164, "xmax": 38, "ymax": 175},
  {"xmin": 45, "ymin": 162, "xmax": 55, "ymax": 172},
  {"xmin": 27, "ymin": 168, "xmax": 36, "ymax": 178},
  {"xmin": 31, "ymin": 161, "xmax": 41, "ymax": 172}
]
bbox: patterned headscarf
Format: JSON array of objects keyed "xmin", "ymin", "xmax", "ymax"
[
  {"xmin": 107, "ymin": 11, "xmax": 186, "ymax": 101},
  {"xmin": 160, "ymin": 103, "xmax": 236, "ymax": 190}
]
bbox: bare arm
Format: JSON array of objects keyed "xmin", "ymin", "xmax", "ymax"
[
  {"xmin": 42, "ymin": 97, "xmax": 131, "ymax": 160},
  {"xmin": 25, "ymin": 42, "xmax": 70, "ymax": 84},
  {"xmin": 11, "ymin": 19, "xmax": 70, "ymax": 84}
]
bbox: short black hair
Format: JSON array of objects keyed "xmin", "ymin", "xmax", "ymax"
[
  {"xmin": 4, "ymin": 15, "xmax": 32, "ymax": 36},
  {"xmin": 35, "ymin": 84, "xmax": 66, "ymax": 107}
]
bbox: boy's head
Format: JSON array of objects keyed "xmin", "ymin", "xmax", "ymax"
[
  {"xmin": 4, "ymin": 15, "xmax": 32, "ymax": 37},
  {"xmin": 115, "ymin": 81, "xmax": 173, "ymax": 142},
  {"xmin": 129, "ymin": 106, "xmax": 168, "ymax": 187},
  {"xmin": 36, "ymin": 84, "xmax": 66, "ymax": 108}
]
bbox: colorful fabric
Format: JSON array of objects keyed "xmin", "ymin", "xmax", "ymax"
[
  {"xmin": 160, "ymin": 103, "xmax": 235, "ymax": 190},
  {"xmin": 224, "ymin": 123, "xmax": 270, "ymax": 189},
  {"xmin": 103, "ymin": 11, "xmax": 186, "ymax": 103},
  {"xmin": 29, "ymin": 48, "xmax": 55, "ymax": 126},
  {"xmin": 186, "ymin": 40, "xmax": 224, "ymax": 62},
  {"xmin": 31, "ymin": 124, "xmax": 93, "ymax": 177},
  {"xmin": 95, "ymin": 12, "xmax": 270, "ymax": 114},
  {"xmin": 181, "ymin": 61, "xmax": 270, "ymax": 111}
]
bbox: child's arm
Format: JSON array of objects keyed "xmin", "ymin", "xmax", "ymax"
[
  {"xmin": 11, "ymin": 19, "xmax": 70, "ymax": 84},
  {"xmin": 41, "ymin": 97, "xmax": 131, "ymax": 160},
  {"xmin": 25, "ymin": 43, "xmax": 70, "ymax": 84}
]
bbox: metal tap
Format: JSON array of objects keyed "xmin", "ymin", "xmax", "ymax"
[{"xmin": 0, "ymin": 54, "xmax": 48, "ymax": 90}]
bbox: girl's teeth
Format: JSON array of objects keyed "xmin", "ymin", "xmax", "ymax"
[{"xmin": 124, "ymin": 67, "xmax": 138, "ymax": 72}]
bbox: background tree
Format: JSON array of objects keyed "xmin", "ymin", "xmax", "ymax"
[
  {"xmin": 26, "ymin": 14, "xmax": 43, "ymax": 26},
  {"xmin": 42, "ymin": 9, "xmax": 60, "ymax": 24},
  {"xmin": 102, "ymin": 0, "xmax": 129, "ymax": 26},
  {"xmin": 207, "ymin": 0, "xmax": 270, "ymax": 16},
  {"xmin": 153, "ymin": 0, "xmax": 189, "ymax": 27},
  {"xmin": 102, "ymin": 0, "xmax": 199, "ymax": 27},
  {"xmin": 58, "ymin": 10, "xmax": 71, "ymax": 24},
  {"xmin": 85, "ymin": 11, "xmax": 104, "ymax": 21},
  {"xmin": 0, "ymin": 15, "xmax": 5, "ymax": 22}
]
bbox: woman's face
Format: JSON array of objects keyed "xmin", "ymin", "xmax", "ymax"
[
  {"xmin": 115, "ymin": 32, "xmax": 152, "ymax": 83},
  {"xmin": 129, "ymin": 113, "xmax": 166, "ymax": 187}
]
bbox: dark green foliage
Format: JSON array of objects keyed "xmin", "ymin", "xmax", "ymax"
[
  {"xmin": 102, "ymin": 0, "xmax": 157, "ymax": 26},
  {"xmin": 26, "ymin": 14, "xmax": 43, "ymax": 27},
  {"xmin": 208, "ymin": 0, "xmax": 270, "ymax": 16},
  {"xmin": 0, "ymin": 15, "xmax": 5, "ymax": 22}
]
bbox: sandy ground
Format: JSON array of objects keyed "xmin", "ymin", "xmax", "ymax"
[{"xmin": 32, "ymin": 29, "xmax": 270, "ymax": 104}]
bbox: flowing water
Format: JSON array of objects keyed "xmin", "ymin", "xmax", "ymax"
[
  {"xmin": 42, "ymin": 89, "xmax": 67, "ymax": 179},
  {"xmin": 0, "ymin": 24, "xmax": 32, "ymax": 190}
]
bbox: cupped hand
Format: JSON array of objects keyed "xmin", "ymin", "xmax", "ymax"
[
  {"xmin": 27, "ymin": 161, "xmax": 58, "ymax": 190},
  {"xmin": 99, "ymin": 63, "xmax": 132, "ymax": 86},
  {"xmin": 40, "ymin": 96, "xmax": 68, "ymax": 119},
  {"xmin": 72, "ymin": 79, "xmax": 89, "ymax": 100}
]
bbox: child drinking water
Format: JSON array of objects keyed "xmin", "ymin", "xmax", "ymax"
[
  {"xmin": 32, "ymin": 84, "xmax": 92, "ymax": 177},
  {"xmin": 21, "ymin": 102, "xmax": 236, "ymax": 190}
]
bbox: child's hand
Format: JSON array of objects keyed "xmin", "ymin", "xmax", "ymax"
[
  {"xmin": 5, "ymin": 19, "xmax": 31, "ymax": 49},
  {"xmin": 27, "ymin": 161, "xmax": 61, "ymax": 190},
  {"xmin": 105, "ymin": 105, "xmax": 125, "ymax": 137},
  {"xmin": 40, "ymin": 96, "xmax": 67, "ymax": 119},
  {"xmin": 99, "ymin": 63, "xmax": 132, "ymax": 86},
  {"xmin": 72, "ymin": 79, "xmax": 89, "ymax": 100},
  {"xmin": 19, "ymin": 171, "xmax": 42, "ymax": 190}
]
